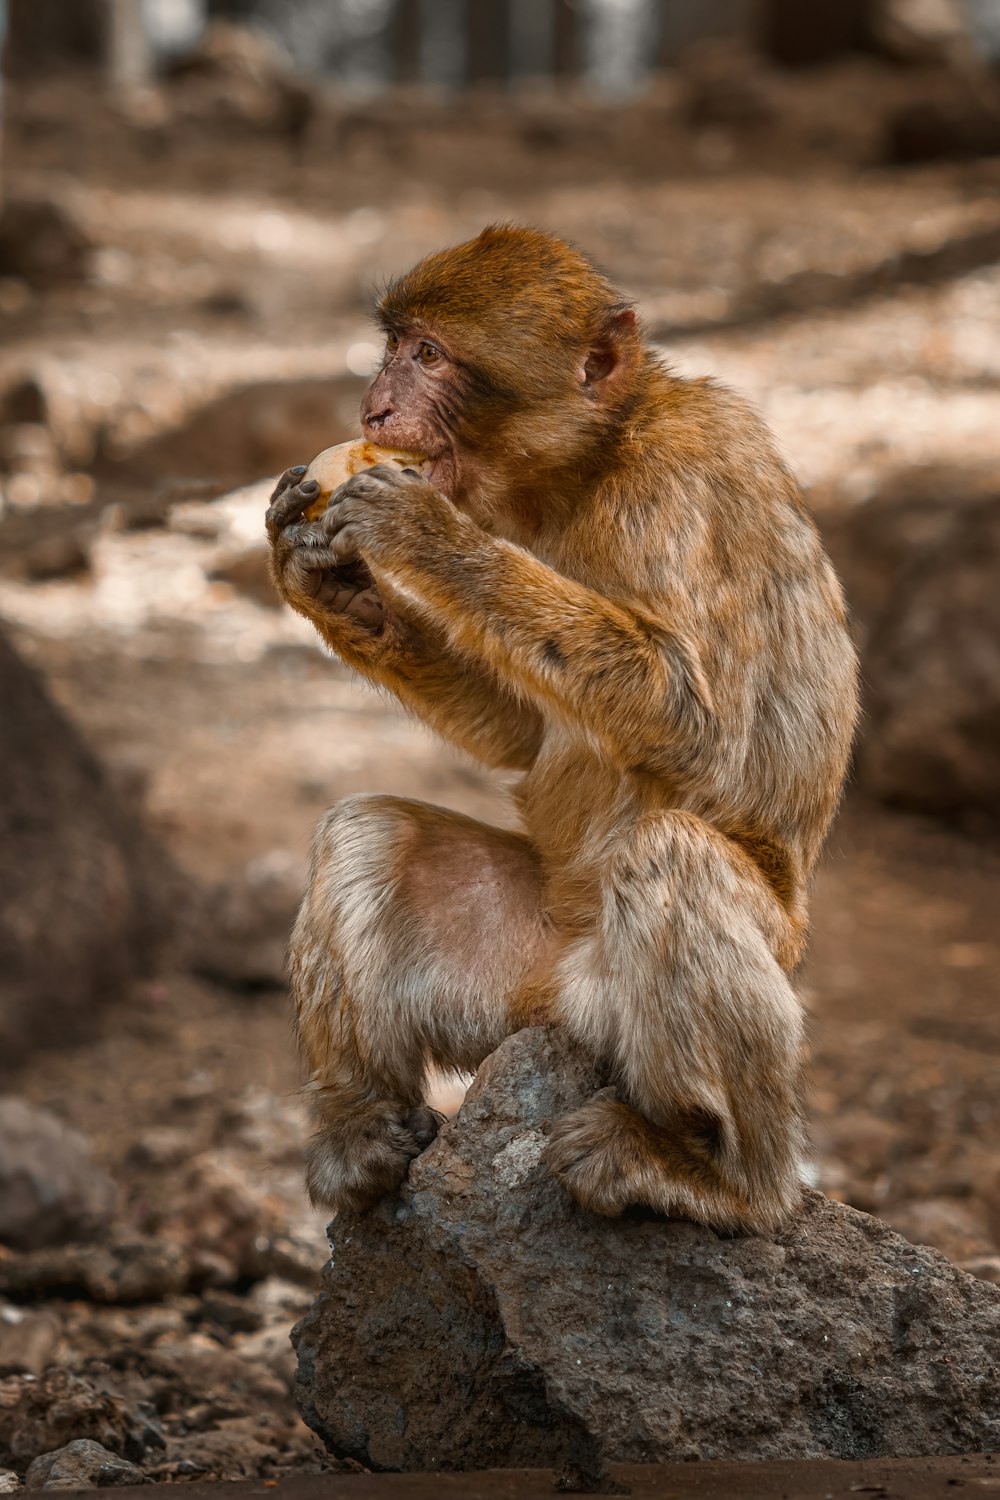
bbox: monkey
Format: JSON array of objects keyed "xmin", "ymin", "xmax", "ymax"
[{"xmin": 266, "ymin": 225, "xmax": 858, "ymax": 1235}]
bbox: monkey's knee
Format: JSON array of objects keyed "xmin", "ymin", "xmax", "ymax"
[{"xmin": 291, "ymin": 793, "xmax": 423, "ymax": 1079}]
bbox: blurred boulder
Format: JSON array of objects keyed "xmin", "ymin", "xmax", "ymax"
[
  {"xmin": 98, "ymin": 375, "xmax": 362, "ymax": 494},
  {"xmin": 293, "ymin": 1026, "xmax": 1000, "ymax": 1470},
  {"xmin": 168, "ymin": 19, "xmax": 288, "ymax": 83},
  {"xmin": 761, "ymin": 0, "xmax": 873, "ymax": 66},
  {"xmin": 0, "ymin": 202, "xmax": 92, "ymax": 291},
  {"xmin": 156, "ymin": 1416, "xmax": 286, "ymax": 1482},
  {"xmin": 0, "ymin": 1370, "xmax": 156, "ymax": 1469},
  {"xmin": 166, "ymin": 21, "xmax": 315, "ymax": 142},
  {"xmin": 884, "ymin": 1196, "xmax": 996, "ymax": 1265},
  {"xmin": 0, "ymin": 425, "xmax": 59, "ymax": 479},
  {"xmin": 209, "ymin": 544, "xmax": 277, "ymax": 609},
  {"xmin": 148, "ymin": 1335, "xmax": 286, "ymax": 1411},
  {"xmin": 0, "ymin": 1470, "xmax": 19, "ymax": 1493},
  {"xmin": 822, "ymin": 474, "xmax": 1000, "ymax": 827},
  {"xmin": 962, "ymin": 1255, "xmax": 1000, "ymax": 1284},
  {"xmin": 24, "ymin": 1440, "xmax": 146, "ymax": 1490},
  {"xmin": 18, "ymin": 535, "xmax": 93, "ymax": 583},
  {"xmin": 137, "ymin": 1149, "xmax": 285, "ymax": 1287},
  {"xmin": 0, "ymin": 630, "xmax": 183, "ymax": 1070},
  {"xmin": 0, "ymin": 1240, "xmax": 189, "ymax": 1305},
  {"xmin": 4, "ymin": 0, "xmax": 103, "ymax": 70},
  {"xmin": 1, "ymin": 381, "xmax": 48, "ymax": 428},
  {"xmin": 679, "ymin": 40, "xmax": 777, "ymax": 129},
  {"xmin": 0, "ymin": 1310, "xmax": 61, "ymax": 1378},
  {"xmin": 0, "ymin": 1099, "xmax": 116, "ymax": 1252},
  {"xmin": 887, "ymin": 90, "xmax": 1000, "ymax": 162},
  {"xmin": 189, "ymin": 850, "xmax": 304, "ymax": 990},
  {"xmin": 872, "ymin": 0, "xmax": 969, "ymax": 63}
]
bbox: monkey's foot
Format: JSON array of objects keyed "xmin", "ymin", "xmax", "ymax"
[
  {"xmin": 542, "ymin": 1090, "xmax": 756, "ymax": 1230},
  {"xmin": 305, "ymin": 1101, "xmax": 444, "ymax": 1214},
  {"xmin": 542, "ymin": 1090, "xmax": 657, "ymax": 1218}
]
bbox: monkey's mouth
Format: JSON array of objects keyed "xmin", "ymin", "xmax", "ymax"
[{"xmin": 361, "ymin": 418, "xmax": 454, "ymax": 498}]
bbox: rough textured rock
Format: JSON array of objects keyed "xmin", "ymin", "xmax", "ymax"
[
  {"xmin": 821, "ymin": 473, "xmax": 1000, "ymax": 827},
  {"xmin": 24, "ymin": 1440, "xmax": 146, "ymax": 1490},
  {"xmin": 0, "ymin": 1099, "xmax": 116, "ymax": 1252},
  {"xmin": 294, "ymin": 1027, "xmax": 1000, "ymax": 1471}
]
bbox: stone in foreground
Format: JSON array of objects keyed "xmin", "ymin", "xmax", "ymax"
[{"xmin": 293, "ymin": 1029, "xmax": 1000, "ymax": 1471}]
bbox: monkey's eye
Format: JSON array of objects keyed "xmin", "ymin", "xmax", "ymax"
[
  {"xmin": 418, "ymin": 342, "xmax": 442, "ymax": 367},
  {"xmin": 385, "ymin": 331, "xmax": 400, "ymax": 356}
]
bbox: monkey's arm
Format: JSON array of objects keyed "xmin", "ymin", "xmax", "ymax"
[
  {"xmin": 266, "ymin": 471, "xmax": 543, "ymax": 770},
  {"xmin": 328, "ymin": 600, "xmax": 543, "ymax": 770},
  {"xmin": 326, "ymin": 468, "xmax": 714, "ymax": 773}
]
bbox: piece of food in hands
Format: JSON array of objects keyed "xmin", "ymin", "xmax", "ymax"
[{"xmin": 300, "ymin": 440, "xmax": 431, "ymax": 522}]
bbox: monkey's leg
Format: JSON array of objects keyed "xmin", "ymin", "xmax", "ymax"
[
  {"xmin": 543, "ymin": 811, "xmax": 805, "ymax": 1234},
  {"xmin": 291, "ymin": 793, "xmax": 551, "ymax": 1213}
]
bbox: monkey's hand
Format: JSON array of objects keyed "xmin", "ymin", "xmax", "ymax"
[
  {"xmin": 314, "ymin": 463, "xmax": 453, "ymax": 571},
  {"xmin": 266, "ymin": 466, "xmax": 384, "ymax": 633}
]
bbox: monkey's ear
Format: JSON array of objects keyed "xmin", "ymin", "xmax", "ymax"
[{"xmin": 579, "ymin": 307, "xmax": 638, "ymax": 390}]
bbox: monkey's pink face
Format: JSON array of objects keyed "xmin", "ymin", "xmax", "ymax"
[{"xmin": 360, "ymin": 330, "xmax": 462, "ymax": 500}]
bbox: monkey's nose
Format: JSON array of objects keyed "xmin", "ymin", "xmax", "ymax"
[{"xmin": 363, "ymin": 405, "xmax": 392, "ymax": 430}]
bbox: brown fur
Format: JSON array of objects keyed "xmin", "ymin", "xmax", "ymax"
[{"xmin": 266, "ymin": 226, "xmax": 858, "ymax": 1232}]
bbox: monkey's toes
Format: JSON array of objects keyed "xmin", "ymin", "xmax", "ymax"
[
  {"xmin": 542, "ymin": 1093, "xmax": 636, "ymax": 1218},
  {"xmin": 404, "ymin": 1105, "xmax": 445, "ymax": 1148},
  {"xmin": 305, "ymin": 1104, "xmax": 443, "ymax": 1214}
]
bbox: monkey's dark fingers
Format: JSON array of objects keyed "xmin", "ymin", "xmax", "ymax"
[
  {"xmin": 329, "ymin": 465, "xmax": 408, "ymax": 509},
  {"xmin": 268, "ymin": 465, "xmax": 307, "ymax": 504},
  {"xmin": 266, "ymin": 476, "xmax": 320, "ymax": 540},
  {"xmin": 281, "ymin": 541, "xmax": 355, "ymax": 600},
  {"xmin": 326, "ymin": 526, "xmax": 367, "ymax": 566}
]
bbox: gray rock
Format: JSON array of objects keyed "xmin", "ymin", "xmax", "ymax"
[
  {"xmin": 293, "ymin": 1027, "xmax": 1000, "ymax": 1472},
  {"xmin": 24, "ymin": 1441, "xmax": 146, "ymax": 1490},
  {"xmin": 0, "ymin": 1100, "xmax": 116, "ymax": 1252}
]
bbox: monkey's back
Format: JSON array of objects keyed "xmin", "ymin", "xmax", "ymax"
[{"xmin": 519, "ymin": 371, "xmax": 858, "ymax": 933}]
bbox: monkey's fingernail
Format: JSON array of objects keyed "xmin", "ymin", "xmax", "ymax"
[{"xmin": 291, "ymin": 465, "xmax": 307, "ymax": 475}]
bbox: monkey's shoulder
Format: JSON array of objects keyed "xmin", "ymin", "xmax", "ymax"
[{"xmin": 639, "ymin": 374, "xmax": 790, "ymax": 489}]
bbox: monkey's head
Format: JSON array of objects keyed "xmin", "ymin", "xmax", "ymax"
[{"xmin": 361, "ymin": 225, "xmax": 642, "ymax": 514}]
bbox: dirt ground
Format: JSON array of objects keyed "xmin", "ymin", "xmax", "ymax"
[{"xmin": 1, "ymin": 56, "xmax": 1000, "ymax": 1484}]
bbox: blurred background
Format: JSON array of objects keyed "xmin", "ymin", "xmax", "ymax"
[{"xmin": 1, "ymin": 0, "xmax": 1000, "ymax": 1486}]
